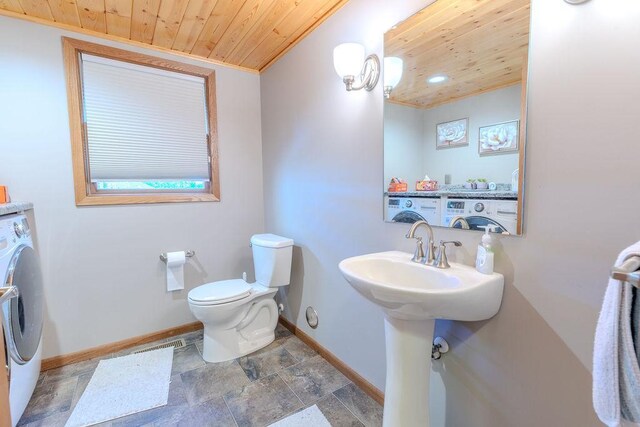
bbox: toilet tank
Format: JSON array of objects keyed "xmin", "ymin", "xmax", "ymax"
[{"xmin": 250, "ymin": 234, "xmax": 294, "ymax": 287}]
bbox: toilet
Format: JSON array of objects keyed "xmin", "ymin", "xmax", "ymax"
[{"xmin": 188, "ymin": 233, "xmax": 294, "ymax": 363}]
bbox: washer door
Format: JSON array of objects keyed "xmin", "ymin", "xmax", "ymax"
[
  {"xmin": 392, "ymin": 211, "xmax": 427, "ymax": 224},
  {"xmin": 3, "ymin": 245, "xmax": 43, "ymax": 364}
]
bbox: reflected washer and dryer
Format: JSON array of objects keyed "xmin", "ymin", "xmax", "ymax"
[
  {"xmin": 385, "ymin": 196, "xmax": 441, "ymax": 224},
  {"xmin": 442, "ymin": 198, "xmax": 518, "ymax": 234},
  {"xmin": 0, "ymin": 214, "xmax": 43, "ymax": 426}
]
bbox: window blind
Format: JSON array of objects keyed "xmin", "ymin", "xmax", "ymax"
[{"xmin": 81, "ymin": 54, "xmax": 210, "ymax": 182}]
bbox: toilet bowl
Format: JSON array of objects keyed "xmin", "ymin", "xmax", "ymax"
[{"xmin": 188, "ymin": 234, "xmax": 293, "ymax": 363}]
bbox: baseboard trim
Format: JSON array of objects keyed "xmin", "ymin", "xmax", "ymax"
[
  {"xmin": 41, "ymin": 321, "xmax": 203, "ymax": 371},
  {"xmin": 278, "ymin": 316, "xmax": 385, "ymax": 405},
  {"xmin": 42, "ymin": 316, "xmax": 386, "ymax": 407}
]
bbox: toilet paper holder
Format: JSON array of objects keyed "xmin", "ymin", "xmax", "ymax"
[{"xmin": 160, "ymin": 250, "xmax": 195, "ymax": 262}]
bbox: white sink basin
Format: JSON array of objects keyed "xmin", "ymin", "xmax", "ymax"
[
  {"xmin": 339, "ymin": 251, "xmax": 504, "ymax": 321},
  {"xmin": 338, "ymin": 251, "xmax": 504, "ymax": 427}
]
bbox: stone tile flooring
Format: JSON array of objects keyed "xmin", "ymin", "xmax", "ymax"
[{"xmin": 18, "ymin": 325, "xmax": 384, "ymax": 427}]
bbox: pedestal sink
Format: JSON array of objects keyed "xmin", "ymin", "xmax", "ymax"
[{"xmin": 338, "ymin": 251, "xmax": 504, "ymax": 427}]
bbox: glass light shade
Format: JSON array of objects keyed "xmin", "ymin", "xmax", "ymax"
[
  {"xmin": 384, "ymin": 57, "xmax": 403, "ymax": 88},
  {"xmin": 333, "ymin": 43, "xmax": 365, "ymax": 77}
]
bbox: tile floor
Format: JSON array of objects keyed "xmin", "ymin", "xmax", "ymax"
[{"xmin": 18, "ymin": 325, "xmax": 384, "ymax": 426}]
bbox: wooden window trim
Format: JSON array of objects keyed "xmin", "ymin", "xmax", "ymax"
[{"xmin": 62, "ymin": 37, "xmax": 220, "ymax": 206}]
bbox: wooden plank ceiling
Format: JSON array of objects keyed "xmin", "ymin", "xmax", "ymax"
[
  {"xmin": 0, "ymin": 0, "xmax": 349, "ymax": 72},
  {"xmin": 385, "ymin": 0, "xmax": 530, "ymax": 109}
]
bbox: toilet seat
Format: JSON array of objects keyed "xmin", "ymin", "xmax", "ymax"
[{"xmin": 188, "ymin": 279, "xmax": 252, "ymax": 305}]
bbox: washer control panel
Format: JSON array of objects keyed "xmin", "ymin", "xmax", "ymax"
[
  {"xmin": 13, "ymin": 217, "xmax": 30, "ymax": 238},
  {"xmin": 0, "ymin": 214, "xmax": 31, "ymax": 248},
  {"xmin": 441, "ymin": 198, "xmax": 517, "ymax": 234},
  {"xmin": 385, "ymin": 197, "xmax": 441, "ymax": 224}
]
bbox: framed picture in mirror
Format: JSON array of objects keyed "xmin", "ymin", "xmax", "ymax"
[
  {"xmin": 478, "ymin": 120, "xmax": 520, "ymax": 156},
  {"xmin": 436, "ymin": 118, "xmax": 468, "ymax": 149}
]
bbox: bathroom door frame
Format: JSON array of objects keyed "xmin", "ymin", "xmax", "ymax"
[{"xmin": 0, "ymin": 323, "xmax": 11, "ymax": 425}]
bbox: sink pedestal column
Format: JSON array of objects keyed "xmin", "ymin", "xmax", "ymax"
[{"xmin": 383, "ymin": 315, "xmax": 434, "ymax": 427}]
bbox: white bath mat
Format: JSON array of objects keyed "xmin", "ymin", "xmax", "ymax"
[
  {"xmin": 65, "ymin": 347, "xmax": 173, "ymax": 427},
  {"xmin": 269, "ymin": 405, "xmax": 331, "ymax": 427}
]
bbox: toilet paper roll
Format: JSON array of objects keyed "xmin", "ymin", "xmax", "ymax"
[{"xmin": 166, "ymin": 251, "xmax": 186, "ymax": 292}]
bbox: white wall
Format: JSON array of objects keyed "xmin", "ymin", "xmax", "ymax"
[
  {"xmin": 421, "ymin": 84, "xmax": 521, "ymax": 185},
  {"xmin": 383, "ymin": 102, "xmax": 424, "ymax": 185},
  {"xmin": 0, "ymin": 17, "xmax": 264, "ymax": 358},
  {"xmin": 261, "ymin": 0, "xmax": 640, "ymax": 425}
]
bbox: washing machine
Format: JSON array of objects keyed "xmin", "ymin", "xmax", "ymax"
[
  {"xmin": 441, "ymin": 198, "xmax": 518, "ymax": 234},
  {"xmin": 0, "ymin": 214, "xmax": 43, "ymax": 426},
  {"xmin": 385, "ymin": 196, "xmax": 441, "ymax": 224}
]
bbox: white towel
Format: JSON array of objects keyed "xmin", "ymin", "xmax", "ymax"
[{"xmin": 594, "ymin": 242, "xmax": 640, "ymax": 427}]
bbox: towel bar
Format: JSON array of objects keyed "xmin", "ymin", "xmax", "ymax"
[{"xmin": 611, "ymin": 255, "xmax": 640, "ymax": 287}]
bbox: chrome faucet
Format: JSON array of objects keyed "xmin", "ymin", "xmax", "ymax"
[{"xmin": 405, "ymin": 220, "xmax": 436, "ymax": 264}]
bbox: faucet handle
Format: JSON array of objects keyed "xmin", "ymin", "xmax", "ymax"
[
  {"xmin": 434, "ymin": 240, "xmax": 462, "ymax": 269},
  {"xmin": 411, "ymin": 237, "xmax": 425, "ymax": 263}
]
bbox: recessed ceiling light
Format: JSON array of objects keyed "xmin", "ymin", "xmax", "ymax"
[{"xmin": 427, "ymin": 75, "xmax": 448, "ymax": 84}]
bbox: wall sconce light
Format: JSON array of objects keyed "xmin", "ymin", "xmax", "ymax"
[
  {"xmin": 383, "ymin": 57, "xmax": 403, "ymax": 98},
  {"xmin": 333, "ymin": 43, "xmax": 380, "ymax": 92}
]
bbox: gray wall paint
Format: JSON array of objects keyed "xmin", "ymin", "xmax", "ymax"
[
  {"xmin": 384, "ymin": 85, "xmax": 521, "ymax": 187},
  {"xmin": 261, "ymin": 0, "xmax": 640, "ymax": 425},
  {"xmin": 383, "ymin": 102, "xmax": 424, "ymax": 186},
  {"xmin": 0, "ymin": 17, "xmax": 264, "ymax": 358},
  {"xmin": 421, "ymin": 84, "xmax": 521, "ymax": 185}
]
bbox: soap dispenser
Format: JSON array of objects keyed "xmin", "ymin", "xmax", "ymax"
[{"xmin": 476, "ymin": 225, "xmax": 495, "ymax": 275}]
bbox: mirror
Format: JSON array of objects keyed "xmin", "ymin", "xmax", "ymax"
[{"xmin": 383, "ymin": 0, "xmax": 530, "ymax": 236}]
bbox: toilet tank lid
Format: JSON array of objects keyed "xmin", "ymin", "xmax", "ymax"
[{"xmin": 251, "ymin": 234, "xmax": 294, "ymax": 248}]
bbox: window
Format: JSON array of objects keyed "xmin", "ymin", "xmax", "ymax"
[{"xmin": 63, "ymin": 37, "xmax": 219, "ymax": 205}]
